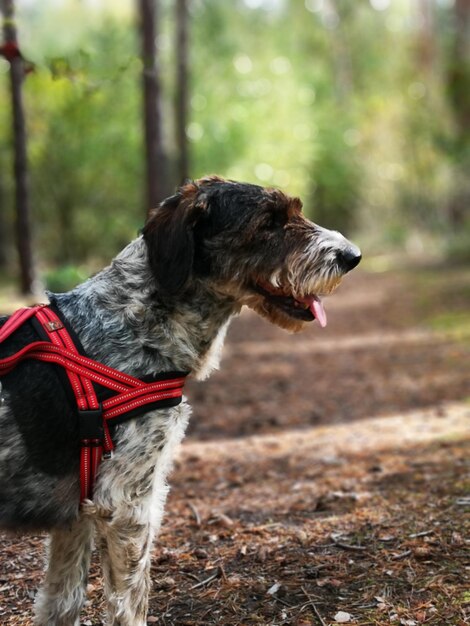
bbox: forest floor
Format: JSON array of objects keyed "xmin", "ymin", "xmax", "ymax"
[{"xmin": 0, "ymin": 261, "xmax": 469, "ymax": 626}]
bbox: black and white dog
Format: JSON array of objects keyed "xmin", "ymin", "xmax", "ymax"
[{"xmin": 0, "ymin": 177, "xmax": 361, "ymax": 625}]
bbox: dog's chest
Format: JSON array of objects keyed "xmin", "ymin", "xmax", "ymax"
[{"xmin": 94, "ymin": 402, "xmax": 191, "ymax": 509}]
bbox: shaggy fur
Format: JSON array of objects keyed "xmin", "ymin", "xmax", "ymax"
[{"xmin": 0, "ymin": 176, "xmax": 360, "ymax": 625}]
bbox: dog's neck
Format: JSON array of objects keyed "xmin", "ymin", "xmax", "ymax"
[{"xmin": 50, "ymin": 237, "xmax": 238, "ymax": 379}]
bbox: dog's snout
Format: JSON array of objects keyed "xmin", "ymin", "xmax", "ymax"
[{"xmin": 337, "ymin": 244, "xmax": 362, "ymax": 272}]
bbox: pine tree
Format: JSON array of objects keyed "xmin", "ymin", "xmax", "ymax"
[{"xmin": 1, "ymin": 0, "xmax": 34, "ymax": 293}]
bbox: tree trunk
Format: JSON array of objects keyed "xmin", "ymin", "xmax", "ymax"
[
  {"xmin": 0, "ymin": 188, "xmax": 8, "ymax": 271},
  {"xmin": 324, "ymin": 0, "xmax": 353, "ymax": 103},
  {"xmin": 1, "ymin": 0, "xmax": 34, "ymax": 293},
  {"xmin": 447, "ymin": 0, "xmax": 470, "ymax": 227},
  {"xmin": 175, "ymin": 0, "xmax": 190, "ymax": 184},
  {"xmin": 449, "ymin": 0, "xmax": 470, "ymax": 139},
  {"xmin": 416, "ymin": 0, "xmax": 437, "ymax": 75},
  {"xmin": 0, "ymin": 173, "xmax": 8, "ymax": 270},
  {"xmin": 137, "ymin": 0, "xmax": 169, "ymax": 217}
]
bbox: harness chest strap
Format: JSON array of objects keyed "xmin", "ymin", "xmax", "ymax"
[{"xmin": 0, "ymin": 305, "xmax": 187, "ymax": 502}]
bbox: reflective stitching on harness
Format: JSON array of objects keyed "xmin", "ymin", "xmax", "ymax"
[{"xmin": 104, "ymin": 388, "xmax": 183, "ymax": 419}]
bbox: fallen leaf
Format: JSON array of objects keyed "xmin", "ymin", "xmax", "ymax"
[
  {"xmin": 413, "ymin": 545, "xmax": 432, "ymax": 558},
  {"xmin": 155, "ymin": 576, "xmax": 175, "ymax": 590},
  {"xmin": 193, "ymin": 548, "xmax": 208, "ymax": 560},
  {"xmin": 334, "ymin": 611, "xmax": 352, "ymax": 623},
  {"xmin": 451, "ymin": 532, "xmax": 463, "ymax": 545},
  {"xmin": 267, "ymin": 582, "xmax": 281, "ymax": 595},
  {"xmin": 256, "ymin": 546, "xmax": 269, "ymax": 563}
]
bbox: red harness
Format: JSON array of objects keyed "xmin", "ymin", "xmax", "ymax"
[{"xmin": 0, "ymin": 305, "xmax": 187, "ymax": 502}]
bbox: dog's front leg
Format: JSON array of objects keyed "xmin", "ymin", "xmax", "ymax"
[
  {"xmin": 95, "ymin": 463, "xmax": 173, "ymax": 626},
  {"xmin": 96, "ymin": 502, "xmax": 158, "ymax": 626},
  {"xmin": 95, "ymin": 406, "xmax": 190, "ymax": 625},
  {"xmin": 34, "ymin": 514, "xmax": 94, "ymax": 626}
]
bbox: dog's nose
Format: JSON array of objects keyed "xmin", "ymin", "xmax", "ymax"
[{"xmin": 337, "ymin": 244, "xmax": 362, "ymax": 272}]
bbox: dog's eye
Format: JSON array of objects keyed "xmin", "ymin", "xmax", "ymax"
[{"xmin": 266, "ymin": 211, "xmax": 287, "ymax": 229}]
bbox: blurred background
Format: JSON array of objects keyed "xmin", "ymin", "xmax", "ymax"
[
  {"xmin": 0, "ymin": 0, "xmax": 469, "ymax": 295},
  {"xmin": 1, "ymin": 3, "xmax": 469, "ymax": 623}
]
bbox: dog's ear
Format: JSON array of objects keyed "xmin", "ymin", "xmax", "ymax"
[{"xmin": 142, "ymin": 183, "xmax": 207, "ymax": 294}]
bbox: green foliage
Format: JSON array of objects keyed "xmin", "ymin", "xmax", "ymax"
[
  {"xmin": 44, "ymin": 264, "xmax": 90, "ymax": 292},
  {"xmin": 310, "ymin": 120, "xmax": 361, "ymax": 233},
  {"xmin": 26, "ymin": 20, "xmax": 143, "ymax": 262},
  {"xmin": 0, "ymin": 0, "xmax": 467, "ymax": 275},
  {"xmin": 445, "ymin": 219, "xmax": 470, "ymax": 264}
]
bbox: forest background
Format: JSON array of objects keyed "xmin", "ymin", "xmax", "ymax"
[
  {"xmin": 0, "ymin": 0, "xmax": 468, "ymax": 294},
  {"xmin": 1, "ymin": 3, "xmax": 469, "ymax": 624}
]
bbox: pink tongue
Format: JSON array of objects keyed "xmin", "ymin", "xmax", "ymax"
[{"xmin": 300, "ymin": 295, "xmax": 327, "ymax": 328}]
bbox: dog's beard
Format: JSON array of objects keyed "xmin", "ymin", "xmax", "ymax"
[
  {"xmin": 205, "ymin": 262, "xmax": 343, "ymax": 333},
  {"xmin": 245, "ymin": 294, "xmax": 309, "ymax": 332}
]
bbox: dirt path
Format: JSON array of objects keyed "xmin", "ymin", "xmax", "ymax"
[
  {"xmin": 186, "ymin": 266, "xmax": 470, "ymax": 440},
  {"xmin": 0, "ymin": 266, "xmax": 469, "ymax": 625}
]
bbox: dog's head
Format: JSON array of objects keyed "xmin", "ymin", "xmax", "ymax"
[{"xmin": 142, "ymin": 176, "xmax": 361, "ymax": 332}]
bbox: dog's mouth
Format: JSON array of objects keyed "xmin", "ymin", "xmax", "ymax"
[{"xmin": 253, "ymin": 280, "xmax": 327, "ymax": 326}]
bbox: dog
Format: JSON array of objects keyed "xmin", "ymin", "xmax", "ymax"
[{"xmin": 0, "ymin": 176, "xmax": 361, "ymax": 625}]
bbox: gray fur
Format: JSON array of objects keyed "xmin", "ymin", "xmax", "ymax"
[{"xmin": 0, "ymin": 178, "xmax": 360, "ymax": 625}]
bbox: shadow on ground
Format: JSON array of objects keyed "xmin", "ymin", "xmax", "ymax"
[
  {"xmin": 187, "ymin": 268, "xmax": 470, "ymax": 440},
  {"xmin": 0, "ymin": 266, "xmax": 469, "ymax": 625},
  {"xmin": 149, "ymin": 418, "xmax": 469, "ymax": 626}
]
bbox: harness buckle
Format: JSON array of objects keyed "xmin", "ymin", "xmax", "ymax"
[{"xmin": 79, "ymin": 405, "xmax": 104, "ymax": 441}]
